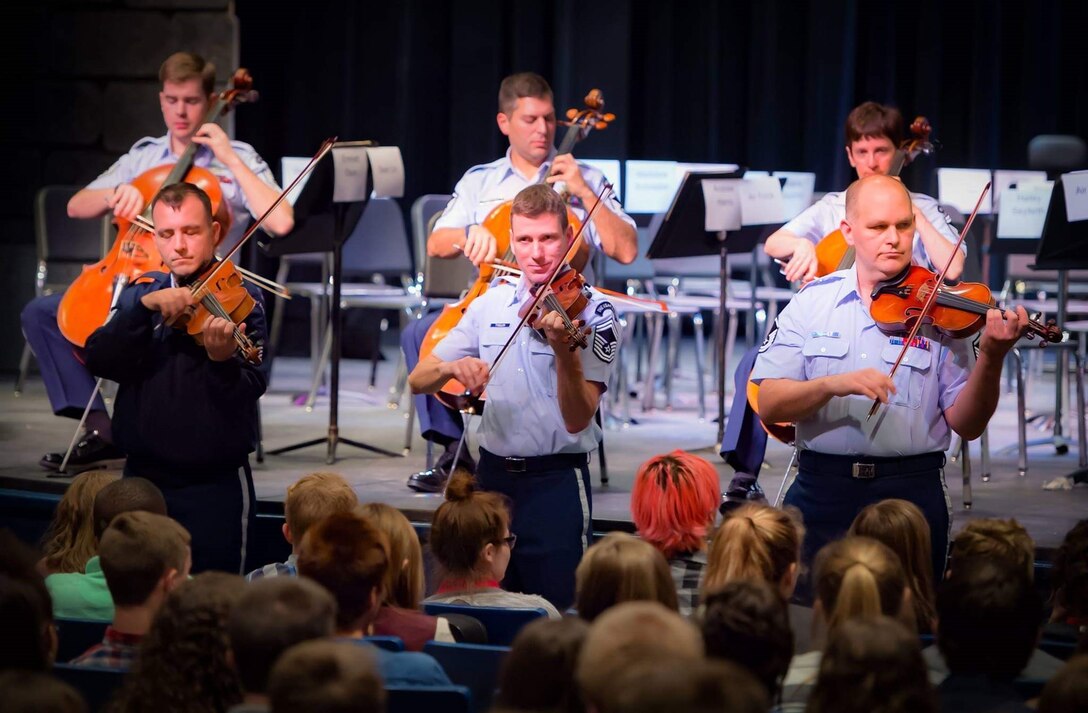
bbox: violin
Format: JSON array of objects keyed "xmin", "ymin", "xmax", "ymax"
[
  {"xmin": 870, "ymin": 265, "xmax": 1062, "ymax": 343},
  {"xmin": 421, "ymin": 88, "xmax": 615, "ymax": 405},
  {"xmin": 57, "ymin": 69, "xmax": 258, "ymax": 347},
  {"xmin": 811, "ymin": 116, "xmax": 937, "ymax": 278}
]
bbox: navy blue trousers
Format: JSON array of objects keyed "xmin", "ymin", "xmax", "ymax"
[
  {"xmin": 125, "ymin": 460, "xmax": 256, "ymax": 575},
  {"xmin": 476, "ymin": 450, "xmax": 593, "ymax": 611},
  {"xmin": 21, "ymin": 292, "xmax": 106, "ymax": 418},
  {"xmin": 784, "ymin": 453, "xmax": 951, "ymax": 589},
  {"xmin": 401, "ymin": 309, "xmax": 464, "ymax": 445},
  {"xmin": 720, "ymin": 345, "xmax": 769, "ymax": 496}
]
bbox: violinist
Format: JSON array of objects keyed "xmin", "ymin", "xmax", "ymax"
[
  {"xmin": 22, "ymin": 51, "xmax": 291, "ymax": 473},
  {"xmin": 764, "ymin": 101, "xmax": 964, "ymax": 283},
  {"xmin": 408, "ymin": 184, "xmax": 621, "ymax": 610},
  {"xmin": 751, "ymin": 175, "xmax": 1027, "ymax": 582},
  {"xmin": 84, "ymin": 182, "xmax": 267, "ymax": 575},
  {"xmin": 403, "ymin": 72, "xmax": 637, "ymax": 493}
]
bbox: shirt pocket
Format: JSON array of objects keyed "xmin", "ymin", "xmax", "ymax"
[
  {"xmin": 880, "ymin": 344, "xmax": 932, "ymax": 409},
  {"xmin": 801, "ymin": 336, "xmax": 849, "ymax": 378},
  {"xmin": 480, "ymin": 326, "xmax": 514, "ymax": 386},
  {"xmin": 528, "ymin": 341, "xmax": 557, "ymax": 398}
]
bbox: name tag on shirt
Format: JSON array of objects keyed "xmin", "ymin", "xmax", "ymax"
[
  {"xmin": 811, "ymin": 331, "xmax": 840, "ymax": 338},
  {"xmin": 888, "ymin": 335, "xmax": 931, "ymax": 350},
  {"xmin": 490, "ymin": 322, "xmax": 510, "ymax": 328}
]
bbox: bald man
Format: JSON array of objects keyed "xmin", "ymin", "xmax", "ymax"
[{"xmin": 751, "ymin": 175, "xmax": 1027, "ymax": 580}]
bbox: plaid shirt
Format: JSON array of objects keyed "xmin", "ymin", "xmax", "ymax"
[
  {"xmin": 70, "ymin": 626, "xmax": 143, "ymax": 669},
  {"xmin": 670, "ymin": 551, "xmax": 707, "ymax": 618},
  {"xmin": 245, "ymin": 554, "xmax": 298, "ymax": 582}
]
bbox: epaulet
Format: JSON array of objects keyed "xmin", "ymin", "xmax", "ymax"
[
  {"xmin": 465, "ymin": 156, "xmax": 506, "ymax": 174},
  {"xmin": 134, "ymin": 271, "xmax": 167, "ymax": 285},
  {"xmin": 129, "ymin": 136, "xmax": 162, "ymax": 151},
  {"xmin": 228, "ymin": 138, "xmax": 257, "ymax": 154},
  {"xmin": 798, "ymin": 272, "xmax": 842, "ymax": 292}
]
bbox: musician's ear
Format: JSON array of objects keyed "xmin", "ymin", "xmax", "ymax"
[
  {"xmin": 845, "ymin": 143, "xmax": 857, "ymax": 168},
  {"xmin": 840, "ymin": 219, "xmax": 855, "ymax": 246},
  {"xmin": 211, "ymin": 220, "xmax": 223, "ymax": 246},
  {"xmin": 564, "ymin": 223, "xmax": 574, "ymax": 245},
  {"xmin": 497, "ymin": 111, "xmax": 511, "ymax": 136}
]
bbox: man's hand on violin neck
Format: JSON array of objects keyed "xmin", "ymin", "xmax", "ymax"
[
  {"xmin": 537, "ymin": 311, "xmax": 585, "ymax": 353},
  {"xmin": 827, "ymin": 369, "xmax": 897, "ymax": 403},
  {"xmin": 443, "ymin": 357, "xmax": 490, "ymax": 395},
  {"xmin": 463, "ymin": 225, "xmax": 498, "ymax": 267},
  {"xmin": 141, "ymin": 287, "xmax": 196, "ymax": 322},
  {"xmin": 979, "ymin": 305, "xmax": 1029, "ymax": 358},
  {"xmin": 203, "ymin": 316, "xmax": 241, "ymax": 362},
  {"xmin": 108, "ymin": 184, "xmax": 145, "ymax": 220}
]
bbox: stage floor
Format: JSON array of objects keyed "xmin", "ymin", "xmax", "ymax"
[{"xmin": 3, "ymin": 343, "xmax": 1086, "ymax": 549}]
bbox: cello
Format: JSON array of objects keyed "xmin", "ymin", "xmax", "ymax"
[
  {"xmin": 811, "ymin": 116, "xmax": 937, "ymax": 277},
  {"xmin": 57, "ymin": 68, "xmax": 258, "ymax": 347},
  {"xmin": 419, "ymin": 89, "xmax": 615, "ymax": 410}
]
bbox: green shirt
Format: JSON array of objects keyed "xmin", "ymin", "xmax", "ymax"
[{"xmin": 45, "ymin": 555, "xmax": 114, "ymax": 622}]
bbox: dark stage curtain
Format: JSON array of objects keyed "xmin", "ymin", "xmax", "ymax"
[{"xmin": 235, "ymin": 0, "xmax": 1088, "ymax": 204}]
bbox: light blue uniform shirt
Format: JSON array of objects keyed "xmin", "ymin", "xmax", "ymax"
[
  {"xmin": 86, "ymin": 134, "xmax": 280, "ymax": 250},
  {"xmin": 431, "ymin": 275, "xmax": 621, "ymax": 457},
  {"xmin": 433, "ymin": 148, "xmax": 634, "ymax": 283},
  {"xmin": 781, "ymin": 190, "xmax": 964, "ymax": 270},
  {"xmin": 750, "ymin": 267, "xmax": 971, "ymax": 456}
]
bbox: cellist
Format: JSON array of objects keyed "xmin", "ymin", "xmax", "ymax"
[
  {"xmin": 21, "ymin": 51, "xmax": 292, "ymax": 473},
  {"xmin": 402, "ymin": 72, "xmax": 637, "ymax": 494},
  {"xmin": 752, "ymin": 175, "xmax": 1027, "ymax": 582},
  {"xmin": 764, "ymin": 101, "xmax": 964, "ymax": 284}
]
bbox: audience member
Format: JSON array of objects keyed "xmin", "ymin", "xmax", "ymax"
[
  {"xmin": 807, "ymin": 616, "xmax": 936, "ymax": 713},
  {"xmin": 37, "ymin": 470, "xmax": 118, "ymax": 577},
  {"xmin": 608, "ymin": 658, "xmax": 768, "ymax": 713},
  {"xmin": 496, "ymin": 616, "xmax": 589, "ymax": 713},
  {"xmin": 71, "ymin": 511, "xmax": 191, "ymax": 668},
  {"xmin": 0, "ymin": 530, "xmax": 56, "ymax": 671},
  {"xmin": 46, "ymin": 477, "xmax": 167, "ymax": 621},
  {"xmin": 1038, "ymin": 655, "xmax": 1088, "ymax": 713},
  {"xmin": 948, "ymin": 517, "xmax": 1034, "ymax": 579},
  {"xmin": 425, "ymin": 471, "xmax": 560, "ymax": 617},
  {"xmin": 268, "ymin": 640, "xmax": 385, "ymax": 713},
  {"xmin": 0, "ymin": 670, "xmax": 86, "ymax": 713},
  {"xmin": 849, "ymin": 498, "xmax": 937, "ymax": 633},
  {"xmin": 574, "ymin": 532, "xmax": 678, "ymax": 621},
  {"xmin": 779, "ymin": 536, "xmax": 911, "ymax": 708},
  {"xmin": 228, "ymin": 578, "xmax": 337, "ymax": 712},
  {"xmin": 108, "ymin": 572, "xmax": 246, "ymax": 713},
  {"xmin": 935, "ymin": 556, "xmax": 1041, "ymax": 713},
  {"xmin": 297, "ymin": 510, "xmax": 451, "ymax": 686},
  {"xmin": 359, "ymin": 502, "xmax": 455, "ymax": 650},
  {"xmin": 701, "ymin": 578, "xmax": 793, "ymax": 704},
  {"xmin": 576, "ymin": 601, "xmax": 704, "ymax": 713},
  {"xmin": 631, "ymin": 450, "xmax": 720, "ymax": 617},
  {"xmin": 1047, "ymin": 519, "xmax": 1088, "ymax": 644},
  {"xmin": 246, "ymin": 472, "xmax": 358, "ymax": 581}
]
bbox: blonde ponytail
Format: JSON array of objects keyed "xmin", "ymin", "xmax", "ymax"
[{"xmin": 814, "ymin": 536, "xmax": 912, "ymax": 635}]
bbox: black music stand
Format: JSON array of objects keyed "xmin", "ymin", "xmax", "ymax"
[
  {"xmin": 1031, "ymin": 176, "xmax": 1088, "ymax": 482},
  {"xmin": 260, "ymin": 141, "xmax": 399, "ymax": 463},
  {"xmin": 647, "ymin": 170, "xmax": 769, "ymax": 447}
]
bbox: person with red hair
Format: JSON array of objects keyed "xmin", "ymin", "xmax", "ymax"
[{"xmin": 631, "ymin": 450, "xmax": 721, "ymax": 616}]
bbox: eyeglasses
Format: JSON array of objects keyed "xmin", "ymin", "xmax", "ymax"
[{"xmin": 499, "ymin": 533, "xmax": 517, "ymax": 550}]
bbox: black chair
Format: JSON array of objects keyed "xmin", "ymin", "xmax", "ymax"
[
  {"xmin": 386, "ymin": 684, "xmax": 472, "ymax": 713},
  {"xmin": 55, "ymin": 617, "xmax": 109, "ymax": 663},
  {"xmin": 423, "ymin": 641, "xmax": 510, "ymax": 712},
  {"xmin": 422, "ymin": 603, "xmax": 548, "ymax": 646},
  {"xmin": 1028, "ymin": 135, "xmax": 1088, "ymax": 178},
  {"xmin": 53, "ymin": 663, "xmax": 126, "ymax": 713}
]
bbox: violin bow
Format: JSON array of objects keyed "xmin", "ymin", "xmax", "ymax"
[{"xmin": 866, "ymin": 182, "xmax": 991, "ymax": 420}]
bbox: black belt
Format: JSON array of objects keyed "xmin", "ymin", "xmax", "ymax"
[
  {"xmin": 479, "ymin": 448, "xmax": 589, "ymax": 474},
  {"xmin": 799, "ymin": 451, "xmax": 946, "ymax": 479}
]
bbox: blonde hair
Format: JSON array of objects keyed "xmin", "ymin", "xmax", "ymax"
[
  {"xmin": 358, "ymin": 503, "xmax": 424, "ymax": 610},
  {"xmin": 703, "ymin": 503, "xmax": 804, "ymax": 595},
  {"xmin": 850, "ymin": 499, "xmax": 936, "ymax": 632},
  {"xmin": 814, "ymin": 536, "xmax": 912, "ymax": 635},
  {"xmin": 159, "ymin": 51, "xmax": 216, "ymax": 95},
  {"xmin": 575, "ymin": 533, "xmax": 678, "ymax": 621},
  {"xmin": 285, "ymin": 473, "xmax": 358, "ymax": 543},
  {"xmin": 39, "ymin": 470, "xmax": 119, "ymax": 575},
  {"xmin": 950, "ymin": 518, "xmax": 1034, "ymax": 580}
]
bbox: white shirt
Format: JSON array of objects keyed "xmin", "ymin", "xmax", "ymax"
[{"xmin": 431, "ymin": 275, "xmax": 621, "ymax": 457}]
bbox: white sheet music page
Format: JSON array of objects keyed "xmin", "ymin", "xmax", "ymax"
[
  {"xmin": 739, "ymin": 176, "xmax": 785, "ymax": 226},
  {"xmin": 937, "ymin": 168, "xmax": 993, "ymax": 214},
  {"xmin": 993, "ymin": 170, "xmax": 1048, "ymax": 213},
  {"xmin": 331, "ymin": 145, "xmax": 369, "ymax": 203},
  {"xmin": 701, "ymin": 179, "xmax": 742, "ymax": 232},
  {"xmin": 1062, "ymin": 171, "xmax": 1088, "ymax": 223},
  {"xmin": 773, "ymin": 171, "xmax": 816, "ymax": 219},
  {"xmin": 367, "ymin": 147, "xmax": 405, "ymax": 198},
  {"xmin": 996, "ymin": 182, "xmax": 1054, "ymax": 238}
]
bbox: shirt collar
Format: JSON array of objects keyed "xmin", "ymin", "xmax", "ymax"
[
  {"xmin": 103, "ymin": 626, "xmax": 145, "ymax": 647},
  {"xmin": 501, "ymin": 146, "xmax": 558, "ymax": 182},
  {"xmin": 833, "ymin": 265, "xmax": 863, "ymax": 307}
]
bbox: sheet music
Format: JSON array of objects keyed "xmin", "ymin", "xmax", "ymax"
[
  {"xmin": 993, "ymin": 169, "xmax": 1048, "ymax": 213},
  {"xmin": 367, "ymin": 146, "xmax": 405, "ymax": 198},
  {"xmin": 739, "ymin": 176, "xmax": 785, "ymax": 226},
  {"xmin": 701, "ymin": 179, "xmax": 742, "ymax": 232},
  {"xmin": 331, "ymin": 145, "xmax": 369, "ymax": 203},
  {"xmin": 1062, "ymin": 171, "xmax": 1088, "ymax": 223},
  {"xmin": 937, "ymin": 168, "xmax": 993, "ymax": 214},
  {"xmin": 280, "ymin": 157, "xmax": 313, "ymax": 206},
  {"xmin": 996, "ymin": 182, "xmax": 1054, "ymax": 238},
  {"xmin": 773, "ymin": 171, "xmax": 816, "ymax": 220}
]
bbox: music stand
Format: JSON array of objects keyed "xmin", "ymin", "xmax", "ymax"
[
  {"xmin": 260, "ymin": 141, "xmax": 400, "ymax": 463},
  {"xmin": 1031, "ymin": 175, "xmax": 1088, "ymax": 481},
  {"xmin": 647, "ymin": 170, "xmax": 767, "ymax": 446}
]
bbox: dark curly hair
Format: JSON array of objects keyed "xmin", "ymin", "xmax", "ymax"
[{"xmin": 108, "ymin": 572, "xmax": 245, "ymax": 713}]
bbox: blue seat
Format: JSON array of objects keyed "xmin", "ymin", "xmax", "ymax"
[
  {"xmin": 55, "ymin": 617, "xmax": 109, "ymax": 663},
  {"xmin": 386, "ymin": 684, "xmax": 472, "ymax": 713},
  {"xmin": 422, "ymin": 603, "xmax": 547, "ymax": 646},
  {"xmin": 364, "ymin": 635, "xmax": 405, "ymax": 652},
  {"xmin": 423, "ymin": 641, "xmax": 510, "ymax": 712},
  {"xmin": 53, "ymin": 663, "xmax": 125, "ymax": 712},
  {"xmin": 1039, "ymin": 637, "xmax": 1077, "ymax": 661}
]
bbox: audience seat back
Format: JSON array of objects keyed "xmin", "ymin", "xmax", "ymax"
[
  {"xmin": 53, "ymin": 663, "xmax": 125, "ymax": 713},
  {"xmin": 386, "ymin": 684, "xmax": 473, "ymax": 713},
  {"xmin": 422, "ymin": 603, "xmax": 547, "ymax": 646},
  {"xmin": 365, "ymin": 635, "xmax": 406, "ymax": 652},
  {"xmin": 423, "ymin": 641, "xmax": 510, "ymax": 712},
  {"xmin": 55, "ymin": 618, "xmax": 109, "ymax": 663}
]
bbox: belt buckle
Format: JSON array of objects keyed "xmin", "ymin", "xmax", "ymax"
[
  {"xmin": 852, "ymin": 462, "xmax": 876, "ymax": 479},
  {"xmin": 505, "ymin": 457, "xmax": 526, "ymax": 473}
]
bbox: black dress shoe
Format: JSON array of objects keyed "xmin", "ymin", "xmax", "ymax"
[
  {"xmin": 406, "ymin": 466, "xmax": 451, "ymax": 493},
  {"xmin": 39, "ymin": 431, "xmax": 125, "ymax": 473}
]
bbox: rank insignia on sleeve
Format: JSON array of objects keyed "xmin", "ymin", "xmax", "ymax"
[
  {"xmin": 592, "ymin": 318, "xmax": 618, "ymax": 363},
  {"xmin": 758, "ymin": 319, "xmax": 779, "ymax": 353}
]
